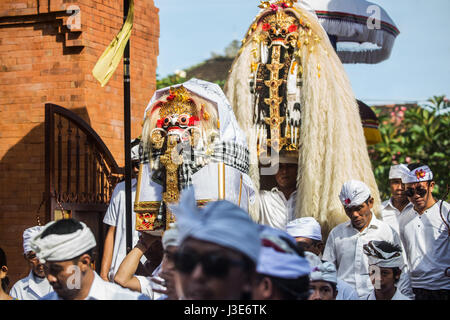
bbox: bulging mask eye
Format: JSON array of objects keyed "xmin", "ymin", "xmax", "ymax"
[
  {"xmin": 163, "ymin": 117, "xmax": 171, "ymax": 125},
  {"xmin": 178, "ymin": 114, "xmax": 189, "ymax": 126}
]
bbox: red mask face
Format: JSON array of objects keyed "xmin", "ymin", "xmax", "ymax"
[{"xmin": 157, "ymin": 114, "xmax": 199, "ymax": 133}]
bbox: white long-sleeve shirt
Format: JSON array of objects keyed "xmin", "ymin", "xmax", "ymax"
[
  {"xmin": 9, "ymin": 270, "xmax": 53, "ymax": 300},
  {"xmin": 258, "ymin": 188, "xmax": 296, "ymax": 230},
  {"xmin": 323, "ymin": 214, "xmax": 413, "ymax": 298},
  {"xmin": 400, "ymin": 200, "xmax": 450, "ymax": 291},
  {"xmin": 381, "ymin": 198, "xmax": 415, "ymax": 235},
  {"xmin": 365, "ymin": 288, "xmax": 412, "ymax": 300},
  {"xmin": 41, "ymin": 272, "xmax": 149, "ymax": 300}
]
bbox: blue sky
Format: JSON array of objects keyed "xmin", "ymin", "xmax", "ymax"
[{"xmin": 153, "ymin": 0, "xmax": 450, "ymax": 105}]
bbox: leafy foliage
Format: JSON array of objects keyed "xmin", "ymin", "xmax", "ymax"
[
  {"xmin": 156, "ymin": 73, "xmax": 186, "ymax": 90},
  {"xmin": 156, "ymin": 74, "xmax": 225, "ymax": 90},
  {"xmin": 369, "ymin": 95, "xmax": 450, "ymax": 200}
]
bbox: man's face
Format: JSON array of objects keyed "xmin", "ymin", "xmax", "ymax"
[
  {"xmin": 44, "ymin": 259, "xmax": 83, "ymax": 300},
  {"xmin": 389, "ymin": 179, "xmax": 406, "ymax": 200},
  {"xmin": 308, "ymin": 281, "xmax": 336, "ymax": 300},
  {"xmin": 344, "ymin": 198, "xmax": 374, "ymax": 231},
  {"xmin": 275, "ymin": 163, "xmax": 298, "ymax": 189},
  {"xmin": 25, "ymin": 251, "xmax": 46, "ymax": 278},
  {"xmin": 405, "ymin": 181, "xmax": 434, "ymax": 211},
  {"xmin": 369, "ymin": 265, "xmax": 399, "ymax": 292},
  {"xmin": 174, "ymin": 238, "xmax": 253, "ymax": 300},
  {"xmin": 295, "ymin": 237, "xmax": 323, "ymax": 256}
]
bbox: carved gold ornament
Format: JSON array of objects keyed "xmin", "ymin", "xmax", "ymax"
[{"xmin": 158, "ymin": 86, "xmax": 197, "ymax": 119}]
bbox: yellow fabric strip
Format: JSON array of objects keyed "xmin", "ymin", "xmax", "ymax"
[{"xmin": 92, "ymin": 0, "xmax": 134, "ymax": 87}]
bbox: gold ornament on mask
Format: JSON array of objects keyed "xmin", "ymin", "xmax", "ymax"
[{"xmin": 158, "ymin": 86, "xmax": 197, "ymax": 118}]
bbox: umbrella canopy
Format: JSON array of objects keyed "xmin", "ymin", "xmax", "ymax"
[{"xmin": 304, "ymin": 0, "xmax": 400, "ymax": 64}]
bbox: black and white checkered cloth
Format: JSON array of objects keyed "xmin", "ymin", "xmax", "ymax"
[
  {"xmin": 179, "ymin": 141, "xmax": 249, "ymax": 188},
  {"xmin": 141, "ymin": 140, "xmax": 249, "ymax": 188}
]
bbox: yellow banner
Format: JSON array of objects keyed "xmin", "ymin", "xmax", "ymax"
[{"xmin": 92, "ymin": 0, "xmax": 134, "ymax": 87}]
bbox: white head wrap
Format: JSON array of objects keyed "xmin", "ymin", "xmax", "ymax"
[
  {"xmin": 286, "ymin": 217, "xmax": 322, "ymax": 241},
  {"xmin": 23, "ymin": 226, "xmax": 44, "ymax": 254},
  {"xmin": 401, "ymin": 165, "xmax": 433, "ymax": 184},
  {"xmin": 339, "ymin": 180, "xmax": 371, "ymax": 208},
  {"xmin": 30, "ymin": 220, "xmax": 96, "ymax": 263},
  {"xmin": 256, "ymin": 226, "xmax": 310, "ymax": 279},
  {"xmin": 170, "ymin": 188, "xmax": 260, "ymax": 264},
  {"xmin": 304, "ymin": 252, "xmax": 337, "ymax": 284},
  {"xmin": 388, "ymin": 164, "xmax": 409, "ymax": 180},
  {"xmin": 363, "ymin": 240, "xmax": 404, "ymax": 268},
  {"xmin": 162, "ymin": 223, "xmax": 180, "ymax": 250}
]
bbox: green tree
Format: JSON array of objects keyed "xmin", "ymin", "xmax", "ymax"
[
  {"xmin": 369, "ymin": 95, "xmax": 449, "ymax": 200},
  {"xmin": 156, "ymin": 73, "xmax": 186, "ymax": 89},
  {"xmin": 156, "ymin": 73, "xmax": 225, "ymax": 90}
]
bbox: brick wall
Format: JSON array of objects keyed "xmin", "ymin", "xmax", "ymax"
[{"xmin": 0, "ymin": 0, "xmax": 159, "ymax": 288}]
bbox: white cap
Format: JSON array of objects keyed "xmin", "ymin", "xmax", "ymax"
[
  {"xmin": 304, "ymin": 252, "xmax": 337, "ymax": 284},
  {"xmin": 388, "ymin": 164, "xmax": 409, "ymax": 180},
  {"xmin": 286, "ymin": 217, "xmax": 322, "ymax": 241},
  {"xmin": 402, "ymin": 165, "xmax": 433, "ymax": 184},
  {"xmin": 339, "ymin": 180, "xmax": 371, "ymax": 208}
]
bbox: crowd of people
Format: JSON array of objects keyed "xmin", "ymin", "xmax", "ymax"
[{"xmin": 0, "ymin": 160, "xmax": 448, "ymax": 301}]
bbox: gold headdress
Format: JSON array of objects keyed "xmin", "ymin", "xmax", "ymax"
[
  {"xmin": 157, "ymin": 86, "xmax": 197, "ymax": 118},
  {"xmin": 258, "ymin": 0, "xmax": 298, "ymax": 9}
]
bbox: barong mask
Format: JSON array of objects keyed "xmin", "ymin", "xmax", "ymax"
[
  {"xmin": 149, "ymin": 86, "xmax": 206, "ymax": 151},
  {"xmin": 138, "ymin": 86, "xmax": 216, "ymax": 232},
  {"xmin": 136, "ymin": 79, "xmax": 252, "ymax": 235},
  {"xmin": 245, "ymin": 0, "xmax": 321, "ymax": 155}
]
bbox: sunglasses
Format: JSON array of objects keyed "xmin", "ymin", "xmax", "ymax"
[
  {"xmin": 405, "ymin": 186, "xmax": 428, "ymax": 197},
  {"xmin": 174, "ymin": 248, "xmax": 247, "ymax": 278}
]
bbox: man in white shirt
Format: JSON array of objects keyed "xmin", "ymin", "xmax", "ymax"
[
  {"xmin": 381, "ymin": 164, "xmax": 414, "ymax": 235},
  {"xmin": 9, "ymin": 226, "xmax": 53, "ymax": 300},
  {"xmin": 30, "ymin": 218, "xmax": 148, "ymax": 300},
  {"xmin": 100, "ymin": 138, "xmax": 142, "ymax": 282},
  {"xmin": 363, "ymin": 240, "xmax": 411, "ymax": 300},
  {"xmin": 400, "ymin": 163, "xmax": 450, "ymax": 300},
  {"xmin": 114, "ymin": 225, "xmax": 179, "ymax": 300},
  {"xmin": 287, "ymin": 218, "xmax": 360, "ymax": 300},
  {"xmin": 259, "ymin": 153, "xmax": 298, "ymax": 230},
  {"xmin": 323, "ymin": 180, "xmax": 413, "ymax": 299}
]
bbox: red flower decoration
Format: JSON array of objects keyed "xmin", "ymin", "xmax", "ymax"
[
  {"xmin": 415, "ymin": 169, "xmax": 426, "ymax": 179},
  {"xmin": 281, "ymin": 2, "xmax": 289, "ymax": 9},
  {"xmin": 167, "ymin": 94, "xmax": 176, "ymax": 101},
  {"xmin": 262, "ymin": 23, "xmax": 271, "ymax": 31},
  {"xmin": 288, "ymin": 24, "xmax": 298, "ymax": 33},
  {"xmin": 270, "ymin": 4, "xmax": 278, "ymax": 11},
  {"xmin": 345, "ymin": 198, "xmax": 351, "ymax": 205}
]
